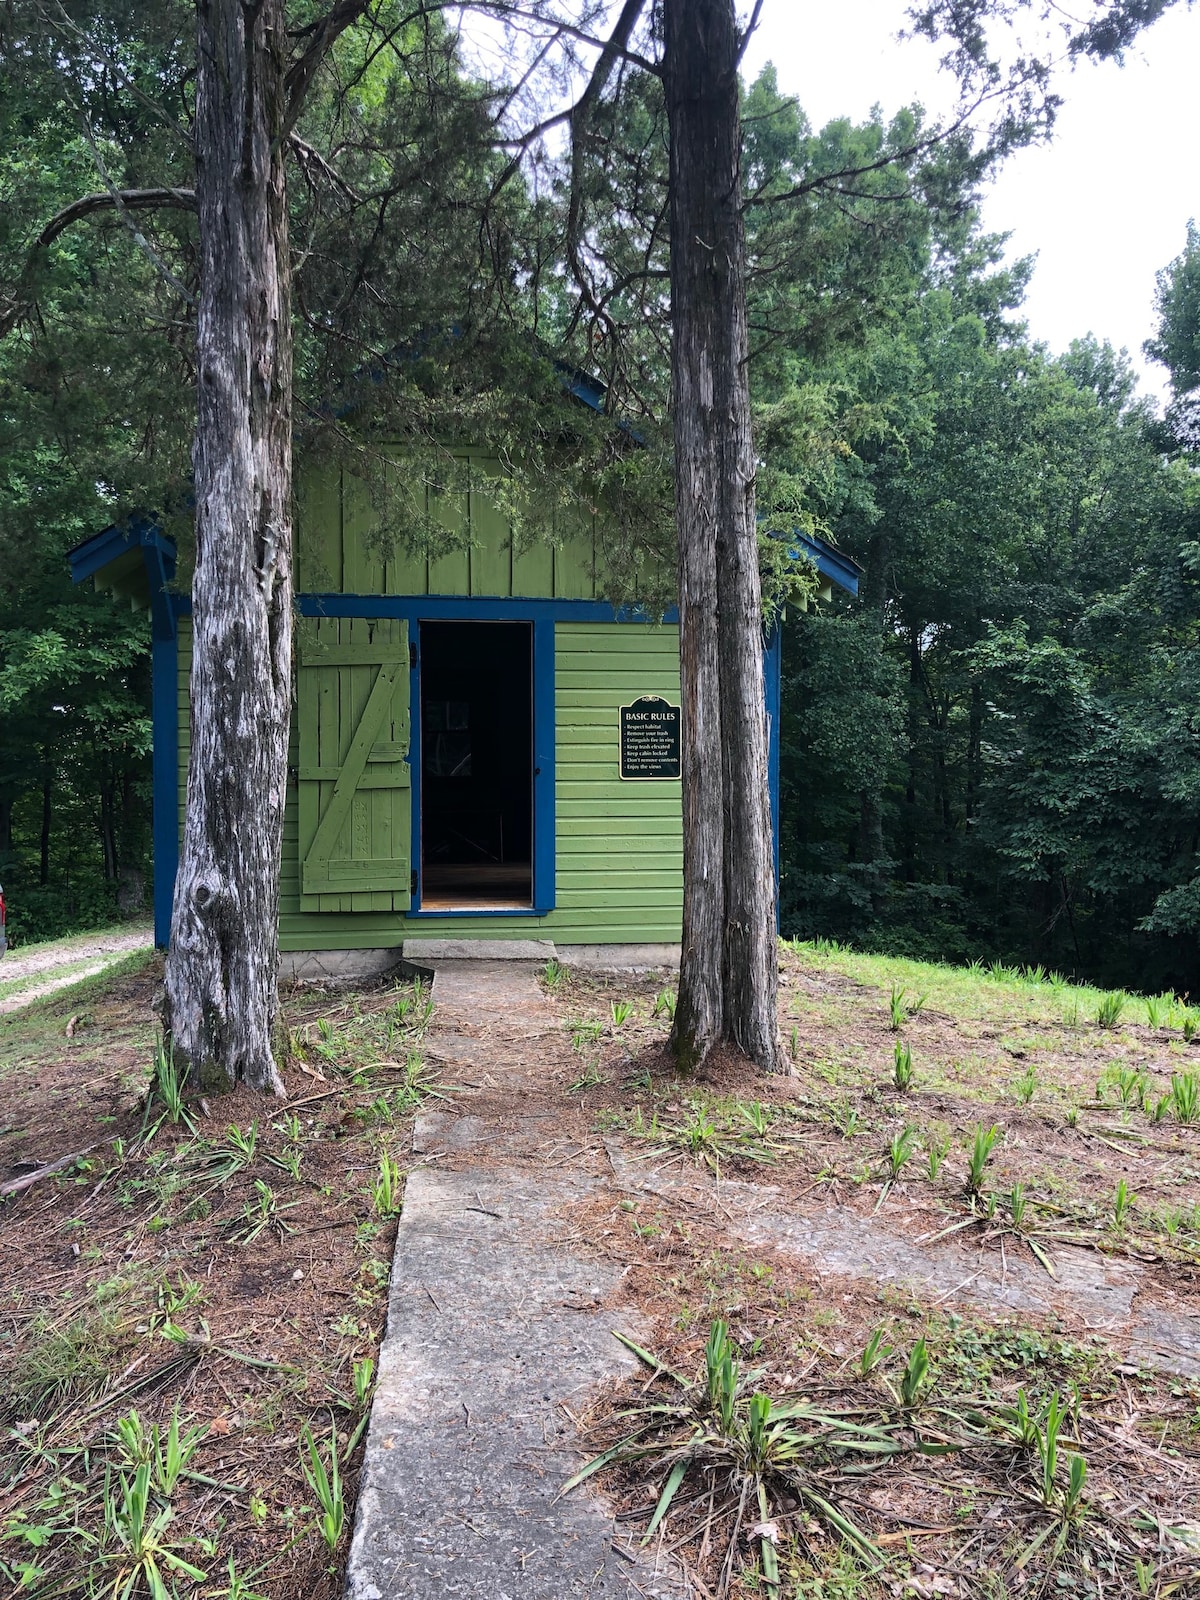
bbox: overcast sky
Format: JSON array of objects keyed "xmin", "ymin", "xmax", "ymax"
[{"xmin": 740, "ymin": 0, "xmax": 1199, "ymax": 404}]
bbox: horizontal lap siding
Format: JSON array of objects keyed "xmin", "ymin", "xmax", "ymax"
[{"xmin": 551, "ymin": 622, "xmax": 682, "ymax": 942}]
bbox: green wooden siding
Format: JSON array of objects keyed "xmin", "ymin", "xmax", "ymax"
[
  {"xmin": 177, "ymin": 613, "xmax": 683, "ymax": 948},
  {"xmin": 296, "ymin": 452, "xmax": 598, "ymax": 600}
]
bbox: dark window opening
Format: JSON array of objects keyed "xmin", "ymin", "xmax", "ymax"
[{"xmin": 419, "ymin": 621, "xmax": 533, "ymax": 909}]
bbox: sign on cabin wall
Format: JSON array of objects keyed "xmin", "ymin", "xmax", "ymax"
[{"xmin": 619, "ymin": 696, "xmax": 682, "ymax": 780}]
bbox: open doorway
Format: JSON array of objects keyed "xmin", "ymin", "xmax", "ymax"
[{"xmin": 419, "ymin": 621, "xmax": 533, "ymax": 909}]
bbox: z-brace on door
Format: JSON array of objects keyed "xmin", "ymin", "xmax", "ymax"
[{"xmin": 297, "ymin": 618, "xmax": 412, "ymax": 910}]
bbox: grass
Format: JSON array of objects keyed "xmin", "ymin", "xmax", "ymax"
[{"xmin": 0, "ymin": 958, "xmax": 442, "ymax": 1600}]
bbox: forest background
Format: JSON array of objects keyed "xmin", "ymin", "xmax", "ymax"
[{"xmin": 2, "ymin": 3, "xmax": 1199, "ymax": 997}]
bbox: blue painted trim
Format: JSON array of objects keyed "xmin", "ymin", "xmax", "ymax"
[
  {"xmin": 409, "ymin": 623, "xmax": 422, "ymax": 911},
  {"xmin": 67, "ymin": 515, "xmax": 176, "ymax": 586},
  {"xmin": 787, "ymin": 532, "xmax": 861, "ymax": 598},
  {"xmin": 407, "ymin": 907, "xmax": 545, "ymax": 920},
  {"xmin": 409, "ymin": 615, "xmax": 554, "ymax": 919},
  {"xmin": 764, "ymin": 626, "xmax": 782, "ymax": 921},
  {"xmin": 532, "ymin": 617, "xmax": 556, "ymax": 913},
  {"xmin": 290, "ymin": 593, "xmax": 678, "ymax": 625},
  {"xmin": 151, "ymin": 632, "xmax": 179, "ymax": 949}
]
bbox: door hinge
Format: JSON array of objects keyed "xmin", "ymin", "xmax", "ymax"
[{"xmin": 409, "ymin": 642, "xmax": 417, "ymax": 669}]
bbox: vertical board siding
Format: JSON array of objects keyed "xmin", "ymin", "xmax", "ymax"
[
  {"xmin": 296, "ymin": 618, "xmax": 411, "ymax": 912},
  {"xmin": 296, "ymin": 452, "xmax": 597, "ymax": 601}
]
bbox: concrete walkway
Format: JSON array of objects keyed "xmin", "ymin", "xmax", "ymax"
[{"xmin": 346, "ymin": 962, "xmax": 688, "ymax": 1600}]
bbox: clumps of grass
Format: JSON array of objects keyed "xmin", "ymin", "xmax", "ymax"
[
  {"xmin": 227, "ymin": 1178, "xmax": 301, "ymax": 1244},
  {"xmin": 112, "ymin": 1406, "xmax": 206, "ymax": 1495},
  {"xmin": 632, "ymin": 1099, "xmax": 788, "ymax": 1172},
  {"xmin": 565, "ymin": 1062, "xmax": 605, "ymax": 1093},
  {"xmin": 610, "ymin": 999, "xmax": 634, "ymax": 1028},
  {"xmin": 876, "ymin": 1125, "xmax": 919, "ymax": 1210},
  {"xmin": 888, "ymin": 985, "xmax": 927, "ymax": 1031},
  {"xmin": 1096, "ymin": 990, "xmax": 1129, "ymax": 1029},
  {"xmin": 1016, "ymin": 1390, "xmax": 1090, "ymax": 1566},
  {"xmin": 1169, "ymin": 1071, "xmax": 1200, "ymax": 1125},
  {"xmin": 925, "ymin": 1130, "xmax": 950, "ymax": 1180},
  {"xmin": 300, "ymin": 1422, "xmax": 345, "ymax": 1553},
  {"xmin": 569, "ymin": 1018, "xmax": 604, "ymax": 1052},
  {"xmin": 8, "ymin": 1308, "xmax": 126, "ymax": 1415},
  {"xmin": 652, "ymin": 989, "xmax": 677, "ymax": 1021},
  {"xmin": 541, "ymin": 958, "xmax": 566, "ymax": 991},
  {"xmin": 140, "ymin": 1038, "xmax": 196, "ymax": 1139},
  {"xmin": 1014, "ymin": 1064, "xmax": 1038, "ymax": 1104},
  {"xmin": 371, "ymin": 1152, "xmax": 404, "ymax": 1218},
  {"xmin": 892, "ymin": 1040, "xmax": 914, "ymax": 1092},
  {"xmin": 1112, "ymin": 1179, "xmax": 1135, "ymax": 1230},
  {"xmin": 565, "ymin": 1319, "xmax": 901, "ymax": 1569},
  {"xmin": 965, "ymin": 1124, "xmax": 1000, "ymax": 1196}
]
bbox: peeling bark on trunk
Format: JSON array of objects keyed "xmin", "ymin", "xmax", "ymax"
[
  {"xmin": 162, "ymin": 0, "xmax": 292, "ymax": 1095},
  {"xmin": 665, "ymin": 0, "xmax": 779, "ymax": 1074}
]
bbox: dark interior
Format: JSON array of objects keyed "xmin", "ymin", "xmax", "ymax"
[{"xmin": 419, "ymin": 621, "xmax": 533, "ymax": 907}]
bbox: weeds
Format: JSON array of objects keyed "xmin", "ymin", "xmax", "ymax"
[
  {"xmin": 1014, "ymin": 1065, "xmax": 1038, "ymax": 1104},
  {"xmin": 570, "ymin": 1019, "xmax": 604, "ymax": 1052},
  {"xmin": 892, "ymin": 1041, "xmax": 914, "ymax": 1092},
  {"xmin": 926, "ymin": 1131, "xmax": 950, "ymax": 1180},
  {"xmin": 565, "ymin": 1062, "xmax": 605, "ymax": 1093},
  {"xmin": 1112, "ymin": 1179, "xmax": 1134, "ymax": 1230},
  {"xmin": 565, "ymin": 1320, "xmax": 900, "ymax": 1568},
  {"xmin": 651, "ymin": 989, "xmax": 677, "ymax": 1021},
  {"xmin": 858, "ymin": 1327, "xmax": 893, "ymax": 1376},
  {"xmin": 1096, "ymin": 990, "xmax": 1128, "ymax": 1029},
  {"xmin": 300, "ymin": 1423, "xmax": 345, "ymax": 1554},
  {"xmin": 371, "ymin": 1152, "xmax": 404, "ymax": 1218},
  {"xmin": 965, "ymin": 1124, "xmax": 1000, "ymax": 1196},
  {"xmin": 113, "ymin": 1406, "xmax": 206, "ymax": 1495},
  {"xmin": 1170, "ymin": 1072, "xmax": 1200, "ymax": 1125},
  {"xmin": 352, "ymin": 1357, "xmax": 375, "ymax": 1408},
  {"xmin": 101, "ymin": 1460, "xmax": 211, "ymax": 1595},
  {"xmin": 228, "ymin": 1178, "xmax": 301, "ymax": 1244},
  {"xmin": 887, "ymin": 985, "xmax": 908, "ymax": 1030},
  {"xmin": 611, "ymin": 999, "xmax": 634, "ymax": 1028},
  {"xmin": 885, "ymin": 1125, "xmax": 919, "ymax": 1180},
  {"xmin": 542, "ymin": 958, "xmax": 566, "ymax": 991},
  {"xmin": 142, "ymin": 1038, "xmax": 195, "ymax": 1137}
]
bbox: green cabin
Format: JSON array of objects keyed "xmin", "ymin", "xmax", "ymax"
[{"xmin": 69, "ymin": 443, "xmax": 859, "ymax": 964}]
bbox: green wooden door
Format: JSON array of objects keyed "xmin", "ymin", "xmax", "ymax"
[{"xmin": 297, "ymin": 619, "xmax": 411, "ymax": 910}]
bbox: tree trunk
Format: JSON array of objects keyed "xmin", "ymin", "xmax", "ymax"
[
  {"xmin": 161, "ymin": 0, "xmax": 292, "ymax": 1095},
  {"xmin": 664, "ymin": 0, "xmax": 779, "ymax": 1073}
]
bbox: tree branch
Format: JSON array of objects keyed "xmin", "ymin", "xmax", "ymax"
[
  {"xmin": 283, "ymin": 0, "xmax": 375, "ymax": 136},
  {"xmin": 1, "ymin": 189, "xmax": 196, "ymax": 340}
]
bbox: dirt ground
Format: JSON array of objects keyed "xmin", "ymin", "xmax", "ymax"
[
  {"xmin": 3, "ymin": 943, "xmax": 1200, "ymax": 1599},
  {"xmin": 0, "ymin": 955, "xmax": 428, "ymax": 1600}
]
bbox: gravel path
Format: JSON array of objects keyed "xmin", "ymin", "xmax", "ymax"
[
  {"xmin": 0, "ymin": 927, "xmax": 154, "ymax": 1015},
  {"xmin": 1, "ymin": 927, "xmax": 152, "ymax": 983}
]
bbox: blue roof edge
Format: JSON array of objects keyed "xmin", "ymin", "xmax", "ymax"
[
  {"xmin": 67, "ymin": 514, "xmax": 176, "ymax": 584},
  {"xmin": 787, "ymin": 530, "xmax": 861, "ymax": 598}
]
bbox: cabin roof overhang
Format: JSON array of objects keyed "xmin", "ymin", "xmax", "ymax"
[{"xmin": 67, "ymin": 515, "xmax": 177, "ymax": 638}]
